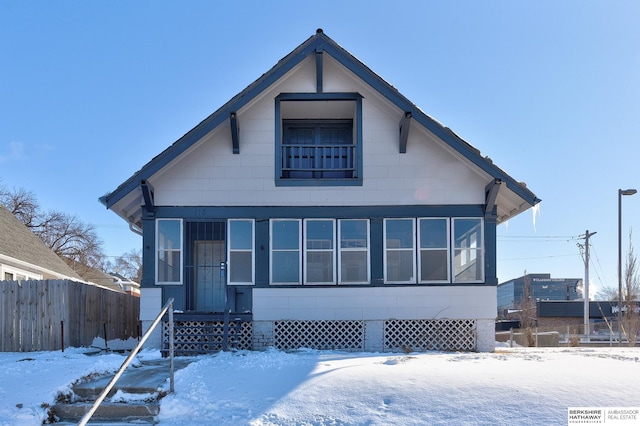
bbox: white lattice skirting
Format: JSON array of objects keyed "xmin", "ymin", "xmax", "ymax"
[
  {"xmin": 162, "ymin": 320, "xmax": 253, "ymax": 355},
  {"xmin": 273, "ymin": 320, "xmax": 365, "ymax": 351},
  {"xmin": 384, "ymin": 319, "xmax": 477, "ymax": 352},
  {"xmin": 269, "ymin": 319, "xmax": 477, "ymax": 352}
]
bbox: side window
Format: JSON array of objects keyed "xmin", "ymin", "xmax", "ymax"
[
  {"xmin": 453, "ymin": 218, "xmax": 483, "ymax": 283},
  {"xmin": 338, "ymin": 219, "xmax": 370, "ymax": 284},
  {"xmin": 270, "ymin": 219, "xmax": 302, "ymax": 284},
  {"xmin": 156, "ymin": 219, "xmax": 183, "ymax": 285},
  {"xmin": 418, "ymin": 218, "xmax": 450, "ymax": 283},
  {"xmin": 228, "ymin": 219, "xmax": 255, "ymax": 285},
  {"xmin": 384, "ymin": 219, "xmax": 416, "ymax": 284}
]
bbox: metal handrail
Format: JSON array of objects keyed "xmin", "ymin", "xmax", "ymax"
[{"xmin": 78, "ymin": 298, "xmax": 175, "ymax": 426}]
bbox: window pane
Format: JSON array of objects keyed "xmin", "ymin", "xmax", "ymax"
[
  {"xmin": 158, "ymin": 220, "xmax": 181, "ymax": 250},
  {"xmin": 272, "ymin": 251, "xmax": 300, "ymax": 283},
  {"xmin": 158, "ymin": 251, "xmax": 181, "ymax": 282},
  {"xmin": 230, "ymin": 251, "xmax": 252, "ymax": 283},
  {"xmin": 454, "ymin": 250, "xmax": 482, "ymax": 281},
  {"xmin": 306, "ymin": 251, "xmax": 333, "ymax": 283},
  {"xmin": 386, "ymin": 250, "xmax": 414, "ymax": 282},
  {"xmin": 420, "ymin": 250, "xmax": 448, "ymax": 281},
  {"xmin": 230, "ymin": 220, "xmax": 253, "ymax": 250},
  {"xmin": 306, "ymin": 220, "xmax": 334, "ymax": 249},
  {"xmin": 272, "ymin": 220, "xmax": 300, "ymax": 250},
  {"xmin": 419, "ymin": 219, "xmax": 447, "ymax": 248},
  {"xmin": 341, "ymin": 251, "xmax": 368, "ymax": 282},
  {"xmin": 385, "ymin": 219, "xmax": 414, "ymax": 248},
  {"xmin": 340, "ymin": 220, "xmax": 368, "ymax": 248},
  {"xmin": 454, "ymin": 219, "xmax": 482, "ymax": 248}
]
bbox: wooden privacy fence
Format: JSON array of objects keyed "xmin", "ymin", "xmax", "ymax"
[{"xmin": 0, "ymin": 279, "xmax": 140, "ymax": 352}]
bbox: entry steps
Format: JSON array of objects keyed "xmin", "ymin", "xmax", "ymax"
[{"xmin": 50, "ymin": 358, "xmax": 191, "ymax": 424}]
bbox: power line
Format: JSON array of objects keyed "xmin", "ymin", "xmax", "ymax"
[{"xmin": 499, "ymin": 253, "xmax": 579, "ymax": 261}]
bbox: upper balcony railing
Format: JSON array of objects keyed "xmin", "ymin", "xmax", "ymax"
[{"xmin": 282, "ymin": 144, "xmax": 356, "ymax": 178}]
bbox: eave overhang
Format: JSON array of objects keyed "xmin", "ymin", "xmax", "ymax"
[{"xmin": 100, "ymin": 28, "xmax": 540, "ymax": 228}]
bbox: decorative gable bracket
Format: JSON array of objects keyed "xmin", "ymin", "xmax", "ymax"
[
  {"xmin": 230, "ymin": 112, "xmax": 240, "ymax": 154},
  {"xmin": 399, "ymin": 112, "xmax": 412, "ymax": 153},
  {"xmin": 485, "ymin": 178, "xmax": 504, "ymax": 215},
  {"xmin": 140, "ymin": 179, "xmax": 155, "ymax": 217},
  {"xmin": 316, "ymin": 46, "xmax": 324, "ymax": 93}
]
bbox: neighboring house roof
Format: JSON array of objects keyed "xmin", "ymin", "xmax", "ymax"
[
  {"xmin": 66, "ymin": 261, "xmax": 124, "ymax": 292},
  {"xmin": 101, "ymin": 29, "xmax": 540, "ymax": 226},
  {"xmin": 0, "ymin": 206, "xmax": 83, "ymax": 280}
]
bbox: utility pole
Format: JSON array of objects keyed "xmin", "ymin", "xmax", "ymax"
[{"xmin": 581, "ymin": 230, "xmax": 597, "ymax": 340}]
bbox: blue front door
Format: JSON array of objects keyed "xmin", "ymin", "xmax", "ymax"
[
  {"xmin": 186, "ymin": 221, "xmax": 226, "ymax": 312},
  {"xmin": 194, "ymin": 240, "xmax": 226, "ymax": 311}
]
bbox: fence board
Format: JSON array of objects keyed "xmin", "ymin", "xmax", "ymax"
[{"xmin": 0, "ymin": 279, "xmax": 140, "ymax": 352}]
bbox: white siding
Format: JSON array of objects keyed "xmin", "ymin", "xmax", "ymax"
[
  {"xmin": 151, "ymin": 54, "xmax": 487, "ymax": 208},
  {"xmin": 139, "ymin": 287, "xmax": 163, "ymax": 349},
  {"xmin": 253, "ymin": 286, "xmax": 497, "ymax": 321}
]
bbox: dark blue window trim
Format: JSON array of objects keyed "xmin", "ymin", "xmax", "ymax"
[{"xmin": 275, "ymin": 93, "xmax": 363, "ymax": 187}]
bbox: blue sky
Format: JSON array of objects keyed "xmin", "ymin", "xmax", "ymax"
[{"xmin": 2, "ymin": 1, "xmax": 640, "ymax": 296}]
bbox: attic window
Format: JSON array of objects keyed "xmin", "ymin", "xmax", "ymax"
[{"xmin": 275, "ymin": 93, "xmax": 363, "ymax": 186}]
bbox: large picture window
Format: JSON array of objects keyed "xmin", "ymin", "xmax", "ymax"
[
  {"xmin": 384, "ymin": 217, "xmax": 484, "ymax": 284},
  {"xmin": 228, "ymin": 219, "xmax": 254, "ymax": 285},
  {"xmin": 270, "ymin": 218, "xmax": 370, "ymax": 285},
  {"xmin": 156, "ymin": 219, "xmax": 183, "ymax": 285}
]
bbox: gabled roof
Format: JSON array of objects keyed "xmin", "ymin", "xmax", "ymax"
[
  {"xmin": 0, "ymin": 206, "xmax": 83, "ymax": 280},
  {"xmin": 101, "ymin": 29, "xmax": 540, "ymax": 225}
]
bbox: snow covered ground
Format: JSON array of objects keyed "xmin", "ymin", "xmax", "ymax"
[{"xmin": 0, "ymin": 345, "xmax": 639, "ymax": 425}]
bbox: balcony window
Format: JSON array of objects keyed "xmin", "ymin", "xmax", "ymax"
[{"xmin": 275, "ymin": 93, "xmax": 362, "ymax": 186}]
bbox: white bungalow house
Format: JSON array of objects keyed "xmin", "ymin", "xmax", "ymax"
[{"xmin": 100, "ymin": 29, "xmax": 539, "ymax": 353}]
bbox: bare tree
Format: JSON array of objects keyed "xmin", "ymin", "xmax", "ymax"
[
  {"xmin": 0, "ymin": 184, "xmax": 106, "ymax": 271},
  {"xmin": 0, "ymin": 185, "xmax": 41, "ymax": 227},
  {"xmin": 595, "ymin": 286, "xmax": 619, "ymax": 301},
  {"xmin": 104, "ymin": 249, "xmax": 142, "ymax": 282},
  {"xmin": 622, "ymin": 230, "xmax": 640, "ymax": 346},
  {"xmin": 514, "ymin": 273, "xmax": 537, "ymax": 347}
]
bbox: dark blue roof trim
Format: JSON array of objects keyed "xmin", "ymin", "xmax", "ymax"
[{"xmin": 101, "ymin": 29, "xmax": 539, "ymax": 210}]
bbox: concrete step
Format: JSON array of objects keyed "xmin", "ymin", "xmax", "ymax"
[
  {"xmin": 51, "ymin": 358, "xmax": 192, "ymax": 424},
  {"xmin": 51, "ymin": 401, "xmax": 159, "ymax": 423}
]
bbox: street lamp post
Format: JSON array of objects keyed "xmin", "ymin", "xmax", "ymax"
[{"xmin": 618, "ymin": 188, "xmax": 636, "ymax": 346}]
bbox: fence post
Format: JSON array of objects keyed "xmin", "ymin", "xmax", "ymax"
[
  {"xmin": 61, "ymin": 320, "xmax": 64, "ymax": 352},
  {"xmin": 509, "ymin": 328, "xmax": 513, "ymax": 348},
  {"xmin": 169, "ymin": 300, "xmax": 174, "ymax": 393}
]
